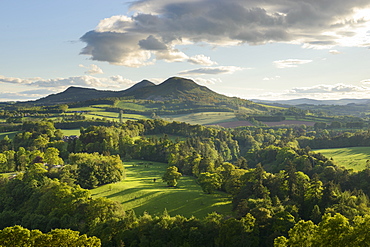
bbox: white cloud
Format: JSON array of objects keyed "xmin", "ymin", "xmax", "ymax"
[
  {"xmin": 0, "ymin": 88, "xmax": 57, "ymax": 101},
  {"xmin": 192, "ymin": 77, "xmax": 222, "ymax": 85},
  {"xmin": 273, "ymin": 59, "xmax": 313, "ymax": 68},
  {"xmin": 290, "ymin": 84, "xmax": 366, "ymax": 94},
  {"xmin": 361, "ymin": 79, "xmax": 370, "ymax": 84},
  {"xmin": 79, "ymin": 0, "xmax": 370, "ymax": 67},
  {"xmin": 178, "ymin": 66, "xmax": 244, "ymax": 75},
  {"xmin": 155, "ymin": 49, "xmax": 189, "ymax": 62},
  {"xmin": 0, "ymin": 74, "xmax": 135, "ymax": 90},
  {"xmin": 263, "ymin": 76, "xmax": 281, "ymax": 81},
  {"xmin": 79, "ymin": 64, "xmax": 104, "ymax": 75},
  {"xmin": 251, "ymin": 83, "xmax": 370, "ymax": 100},
  {"xmin": 329, "ymin": 50, "xmax": 341, "ymax": 55},
  {"xmin": 188, "ymin": 55, "xmax": 217, "ymax": 66},
  {"xmin": 0, "ymin": 75, "xmax": 33, "ymax": 85}
]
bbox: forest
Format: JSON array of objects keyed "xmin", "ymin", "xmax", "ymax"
[{"xmin": 1, "ymin": 116, "xmax": 370, "ymax": 246}]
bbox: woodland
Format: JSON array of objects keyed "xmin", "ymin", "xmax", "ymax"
[{"xmin": 1, "ymin": 78, "xmax": 370, "ymax": 246}]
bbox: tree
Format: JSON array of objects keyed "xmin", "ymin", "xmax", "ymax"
[
  {"xmin": 44, "ymin": 147, "xmax": 63, "ymax": 166},
  {"xmin": 162, "ymin": 166, "xmax": 182, "ymax": 187},
  {"xmin": 0, "ymin": 225, "xmax": 101, "ymax": 247},
  {"xmin": 198, "ymin": 172, "xmax": 222, "ymax": 194},
  {"xmin": 59, "ymin": 104, "xmax": 69, "ymax": 113}
]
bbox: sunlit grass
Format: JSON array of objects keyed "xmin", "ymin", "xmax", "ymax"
[
  {"xmin": 67, "ymin": 106, "xmax": 105, "ymax": 112},
  {"xmin": 0, "ymin": 131, "xmax": 19, "ymax": 140},
  {"xmin": 161, "ymin": 112, "xmax": 237, "ymax": 125},
  {"xmin": 315, "ymin": 147, "xmax": 370, "ymax": 171},
  {"xmin": 91, "ymin": 160, "xmax": 233, "ymax": 218},
  {"xmin": 61, "ymin": 129, "xmax": 80, "ymax": 136},
  {"xmin": 116, "ymin": 102, "xmax": 154, "ymax": 111}
]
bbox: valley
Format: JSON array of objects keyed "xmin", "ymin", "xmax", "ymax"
[{"xmin": 2, "ymin": 77, "xmax": 370, "ymax": 246}]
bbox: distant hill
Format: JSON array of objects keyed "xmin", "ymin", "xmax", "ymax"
[
  {"xmin": 32, "ymin": 77, "xmax": 245, "ymax": 105},
  {"xmin": 252, "ymin": 98, "xmax": 370, "ymax": 106},
  {"xmin": 126, "ymin": 77, "xmax": 228, "ymax": 101},
  {"xmin": 123, "ymin": 79, "xmax": 155, "ymax": 94},
  {"xmin": 34, "ymin": 86, "xmax": 118, "ymax": 104},
  {"xmin": 33, "ymin": 80, "xmax": 156, "ymax": 105}
]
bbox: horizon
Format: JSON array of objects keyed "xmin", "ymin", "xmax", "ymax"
[
  {"xmin": 3, "ymin": 77, "xmax": 370, "ymax": 104},
  {"xmin": 1, "ymin": 0, "xmax": 370, "ymax": 101}
]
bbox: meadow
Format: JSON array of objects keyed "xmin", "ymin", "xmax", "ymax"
[
  {"xmin": 0, "ymin": 131, "xmax": 19, "ymax": 140},
  {"xmin": 91, "ymin": 160, "xmax": 233, "ymax": 218},
  {"xmin": 315, "ymin": 146, "xmax": 370, "ymax": 171},
  {"xmin": 161, "ymin": 112, "xmax": 237, "ymax": 125}
]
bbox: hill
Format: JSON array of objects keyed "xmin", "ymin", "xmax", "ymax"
[
  {"xmin": 28, "ymin": 77, "xmax": 267, "ymax": 113},
  {"xmin": 127, "ymin": 77, "xmax": 226, "ymax": 101},
  {"xmin": 33, "ymin": 86, "xmax": 118, "ymax": 105}
]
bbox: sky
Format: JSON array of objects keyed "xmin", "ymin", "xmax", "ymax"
[{"xmin": 1, "ymin": 0, "xmax": 370, "ymax": 102}]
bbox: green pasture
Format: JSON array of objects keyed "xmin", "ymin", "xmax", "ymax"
[
  {"xmin": 161, "ymin": 112, "xmax": 237, "ymax": 125},
  {"xmin": 91, "ymin": 160, "xmax": 233, "ymax": 218},
  {"xmin": 91, "ymin": 104, "xmax": 112, "ymax": 108},
  {"xmin": 256, "ymin": 103, "xmax": 286, "ymax": 110},
  {"xmin": 67, "ymin": 106, "xmax": 105, "ymax": 112},
  {"xmin": 61, "ymin": 129, "xmax": 80, "ymax": 136},
  {"xmin": 0, "ymin": 131, "xmax": 19, "ymax": 140},
  {"xmin": 315, "ymin": 147, "xmax": 370, "ymax": 171},
  {"xmin": 116, "ymin": 102, "xmax": 154, "ymax": 111}
]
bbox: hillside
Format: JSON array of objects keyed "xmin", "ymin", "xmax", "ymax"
[
  {"xmin": 33, "ymin": 86, "xmax": 119, "ymax": 105},
  {"xmin": 27, "ymin": 77, "xmax": 267, "ymax": 113},
  {"xmin": 127, "ymin": 77, "xmax": 227, "ymax": 101}
]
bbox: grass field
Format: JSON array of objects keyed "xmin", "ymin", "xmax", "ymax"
[
  {"xmin": 116, "ymin": 102, "xmax": 155, "ymax": 111},
  {"xmin": 315, "ymin": 147, "xmax": 370, "ymax": 171},
  {"xmin": 61, "ymin": 129, "xmax": 80, "ymax": 136},
  {"xmin": 161, "ymin": 112, "xmax": 237, "ymax": 125},
  {"xmin": 91, "ymin": 160, "xmax": 233, "ymax": 218},
  {"xmin": 0, "ymin": 131, "xmax": 19, "ymax": 140}
]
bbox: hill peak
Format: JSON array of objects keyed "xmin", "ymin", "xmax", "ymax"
[
  {"xmin": 161, "ymin": 77, "xmax": 197, "ymax": 85},
  {"xmin": 123, "ymin": 79, "xmax": 155, "ymax": 94}
]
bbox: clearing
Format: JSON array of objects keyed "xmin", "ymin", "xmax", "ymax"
[
  {"xmin": 315, "ymin": 146, "xmax": 370, "ymax": 171},
  {"xmin": 91, "ymin": 160, "xmax": 233, "ymax": 218}
]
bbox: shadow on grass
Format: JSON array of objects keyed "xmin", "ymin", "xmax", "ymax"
[{"xmin": 92, "ymin": 160, "xmax": 233, "ymax": 218}]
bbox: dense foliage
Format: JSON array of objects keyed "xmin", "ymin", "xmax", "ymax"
[{"xmin": 2, "ymin": 118, "xmax": 370, "ymax": 246}]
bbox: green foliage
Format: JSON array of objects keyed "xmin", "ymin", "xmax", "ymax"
[
  {"xmin": 68, "ymin": 152, "xmax": 125, "ymax": 189},
  {"xmin": 198, "ymin": 172, "xmax": 222, "ymax": 194},
  {"xmin": 274, "ymin": 213, "xmax": 370, "ymax": 247},
  {"xmin": 162, "ymin": 166, "xmax": 182, "ymax": 187},
  {"xmin": 0, "ymin": 225, "xmax": 101, "ymax": 247}
]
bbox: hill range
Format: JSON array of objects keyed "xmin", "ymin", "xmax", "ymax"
[
  {"xmin": 33, "ymin": 77, "xmax": 234, "ymax": 105},
  {"xmin": 32, "ymin": 76, "xmax": 370, "ymax": 107}
]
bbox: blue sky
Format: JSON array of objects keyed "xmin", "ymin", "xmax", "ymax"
[{"xmin": 1, "ymin": 0, "xmax": 370, "ymax": 101}]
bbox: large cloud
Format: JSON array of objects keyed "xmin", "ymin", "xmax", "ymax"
[
  {"xmin": 80, "ymin": 0, "xmax": 370, "ymax": 67},
  {"xmin": 0, "ymin": 75, "xmax": 135, "ymax": 90}
]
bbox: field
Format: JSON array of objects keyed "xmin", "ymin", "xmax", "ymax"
[
  {"xmin": 61, "ymin": 129, "xmax": 80, "ymax": 136},
  {"xmin": 0, "ymin": 131, "xmax": 19, "ymax": 140},
  {"xmin": 161, "ymin": 112, "xmax": 237, "ymax": 125},
  {"xmin": 315, "ymin": 147, "xmax": 370, "ymax": 171},
  {"xmin": 91, "ymin": 160, "xmax": 233, "ymax": 218}
]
